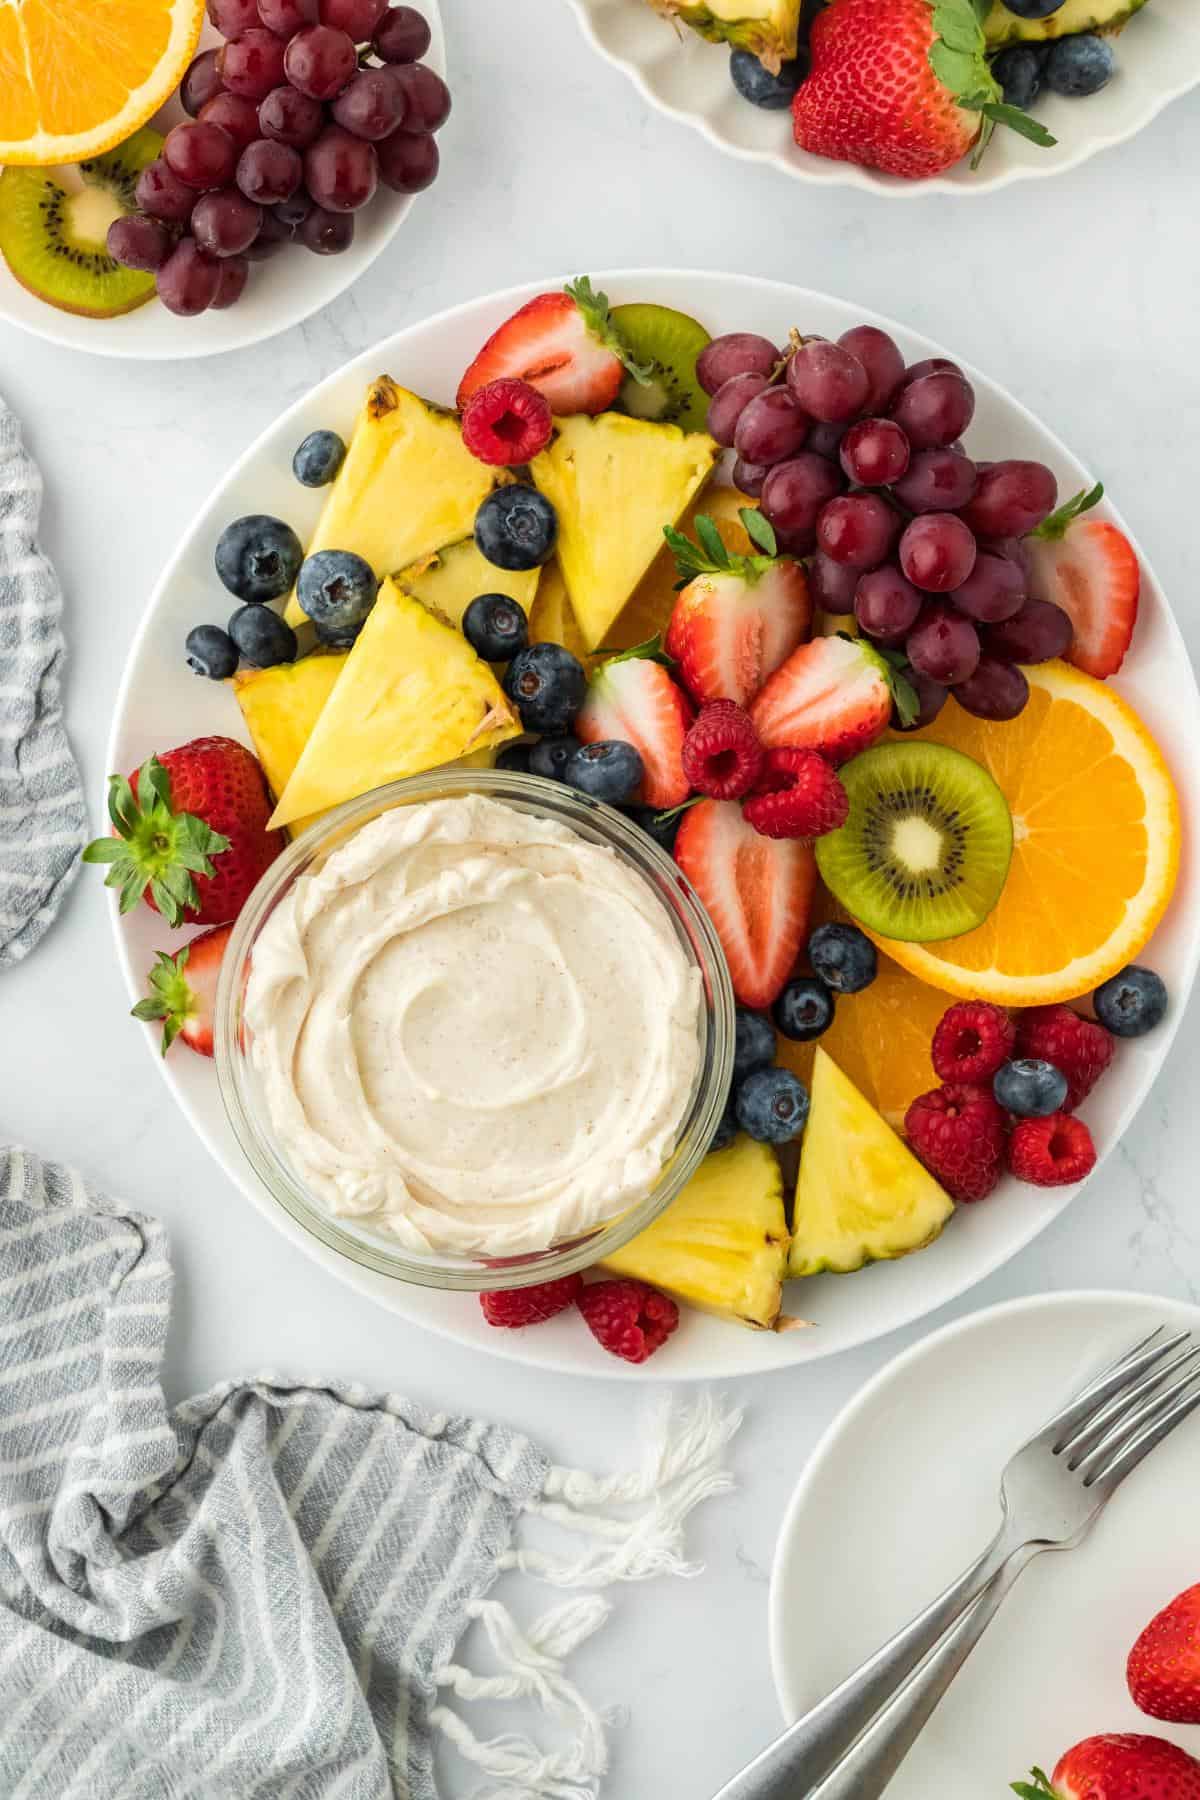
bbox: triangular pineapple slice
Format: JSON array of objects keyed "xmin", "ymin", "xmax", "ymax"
[
  {"xmin": 602, "ymin": 1134, "xmax": 790, "ymax": 1329},
  {"xmin": 269, "ymin": 579, "xmax": 520, "ymax": 829},
  {"xmin": 652, "ymin": 0, "xmax": 800, "ymax": 71},
  {"xmin": 233, "ymin": 652, "xmax": 348, "ymax": 838},
  {"xmin": 789, "ymin": 1048, "xmax": 954, "ymax": 1277},
  {"xmin": 530, "ymin": 413, "xmax": 717, "ymax": 650},
  {"xmin": 398, "ymin": 536, "xmax": 540, "ymax": 631},
  {"xmin": 283, "ymin": 379, "xmax": 502, "ymax": 628},
  {"xmin": 527, "ymin": 558, "xmax": 593, "ymax": 667}
]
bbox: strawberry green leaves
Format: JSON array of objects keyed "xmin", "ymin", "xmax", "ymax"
[
  {"xmin": 1032, "ymin": 481, "xmax": 1105, "ymax": 542},
  {"xmin": 565, "ymin": 275, "xmax": 653, "ymax": 387},
  {"xmin": 665, "ymin": 508, "xmax": 782, "ymax": 588},
  {"xmin": 132, "ymin": 944, "xmax": 197, "ymax": 1055},
  {"xmin": 1011, "ymin": 1771, "xmax": 1059, "ymax": 1800},
  {"xmin": 927, "ymin": 0, "xmax": 1056, "ymax": 163},
  {"xmin": 81, "ymin": 755, "xmax": 229, "ymax": 926}
]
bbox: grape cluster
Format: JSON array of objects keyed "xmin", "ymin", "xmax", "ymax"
[
  {"xmin": 697, "ymin": 326, "xmax": 1075, "ymax": 725},
  {"xmin": 108, "ymin": 0, "xmax": 448, "ymax": 318}
]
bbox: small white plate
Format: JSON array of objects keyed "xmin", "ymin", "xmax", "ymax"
[
  {"xmin": 564, "ymin": 0, "xmax": 1200, "ymax": 197},
  {"xmin": 770, "ymin": 1290, "xmax": 1200, "ymax": 1789},
  {"xmin": 0, "ymin": 7, "xmax": 445, "ymax": 360}
]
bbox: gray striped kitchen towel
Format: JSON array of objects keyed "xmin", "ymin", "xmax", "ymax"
[
  {"xmin": 0, "ymin": 1145, "xmax": 739, "ymax": 1798},
  {"xmin": 0, "ymin": 396, "xmax": 86, "ymax": 966}
]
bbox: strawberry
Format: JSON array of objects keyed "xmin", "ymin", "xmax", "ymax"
[
  {"xmin": 792, "ymin": 0, "xmax": 1053, "ymax": 182},
  {"xmin": 456, "ymin": 276, "xmax": 647, "ymax": 416},
  {"xmin": 749, "ymin": 634, "xmax": 916, "ymax": 763},
  {"xmin": 1013, "ymin": 1734, "xmax": 1200, "ymax": 1800},
  {"xmin": 674, "ymin": 798, "xmax": 817, "ymax": 1008},
  {"xmin": 83, "ymin": 738, "xmax": 284, "ymax": 927},
  {"xmin": 1128, "ymin": 1585, "xmax": 1200, "ymax": 1724},
  {"xmin": 1026, "ymin": 483, "xmax": 1140, "ymax": 680},
  {"xmin": 575, "ymin": 642, "xmax": 693, "ymax": 809},
  {"xmin": 131, "ymin": 923, "xmax": 232, "ymax": 1057},
  {"xmin": 663, "ymin": 509, "xmax": 811, "ymax": 707}
]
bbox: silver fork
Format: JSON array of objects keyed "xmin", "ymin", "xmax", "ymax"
[{"xmin": 714, "ymin": 1325, "xmax": 1200, "ymax": 1800}]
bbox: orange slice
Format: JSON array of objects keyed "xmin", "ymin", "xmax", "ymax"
[
  {"xmin": 0, "ymin": 0, "xmax": 204, "ymax": 166},
  {"xmin": 869, "ymin": 661, "xmax": 1181, "ymax": 1006}
]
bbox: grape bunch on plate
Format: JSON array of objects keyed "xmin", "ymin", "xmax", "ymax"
[
  {"xmin": 107, "ymin": 0, "xmax": 449, "ymax": 318},
  {"xmin": 699, "ymin": 325, "xmax": 1080, "ymax": 727}
]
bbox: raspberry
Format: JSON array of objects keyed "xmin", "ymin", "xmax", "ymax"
[
  {"xmin": 1015, "ymin": 1004, "xmax": 1114, "ymax": 1112},
  {"xmin": 904, "ymin": 1082, "xmax": 1007, "ymax": 1203},
  {"xmin": 480, "ymin": 1274, "xmax": 583, "ymax": 1328},
  {"xmin": 461, "ymin": 378, "xmax": 553, "ymax": 467},
  {"xmin": 680, "ymin": 700, "xmax": 763, "ymax": 800},
  {"xmin": 931, "ymin": 1001, "xmax": 1015, "ymax": 1085},
  {"xmin": 1009, "ymin": 1112, "xmax": 1097, "ymax": 1187},
  {"xmin": 577, "ymin": 1279, "xmax": 679, "ymax": 1364},
  {"xmin": 742, "ymin": 747, "xmax": 849, "ymax": 840}
]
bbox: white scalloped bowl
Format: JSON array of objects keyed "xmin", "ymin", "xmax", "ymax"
[{"xmin": 564, "ymin": 0, "xmax": 1200, "ymax": 196}]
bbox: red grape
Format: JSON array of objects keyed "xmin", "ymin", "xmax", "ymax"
[
  {"xmin": 981, "ymin": 598, "xmax": 1073, "ymax": 664},
  {"xmin": 893, "ymin": 667, "xmax": 948, "ymax": 731},
  {"xmin": 192, "ymin": 187, "xmax": 263, "ymax": 255},
  {"xmin": 181, "ymin": 50, "xmax": 224, "ymax": 116},
  {"xmin": 981, "ymin": 534, "xmax": 1032, "ymax": 580},
  {"xmin": 953, "ymin": 657, "xmax": 1029, "ymax": 720},
  {"xmin": 731, "ymin": 457, "xmax": 768, "ymax": 497},
  {"xmin": 838, "ymin": 326, "xmax": 905, "ymax": 414},
  {"xmin": 299, "ymin": 203, "xmax": 355, "ymax": 252},
  {"xmin": 373, "ymin": 4, "xmax": 431, "ymax": 61},
  {"xmin": 805, "ymin": 420, "xmax": 848, "ymax": 462},
  {"xmin": 807, "ymin": 550, "xmax": 860, "ymax": 615},
  {"xmin": 218, "ymin": 29, "xmax": 288, "ymax": 100},
  {"xmin": 320, "ymin": 0, "xmax": 388, "ymax": 35},
  {"xmin": 890, "ymin": 372, "xmax": 975, "ymax": 451},
  {"xmin": 760, "ymin": 453, "xmax": 843, "ymax": 537},
  {"xmin": 906, "ymin": 604, "xmax": 980, "ymax": 686},
  {"xmin": 237, "ymin": 137, "xmax": 302, "ymax": 202},
  {"xmin": 786, "ymin": 339, "xmax": 869, "ymax": 423},
  {"xmin": 136, "ymin": 158, "xmax": 197, "ymax": 224},
  {"xmin": 816, "ymin": 493, "xmax": 898, "ymax": 570},
  {"xmin": 107, "ymin": 213, "xmax": 175, "ymax": 272},
  {"xmin": 899, "ymin": 514, "xmax": 977, "ymax": 592},
  {"xmin": 840, "ymin": 418, "xmax": 909, "ymax": 487},
  {"xmin": 696, "ymin": 333, "xmax": 778, "ymax": 396},
  {"xmin": 198, "ymin": 92, "xmax": 262, "ymax": 151},
  {"xmin": 258, "ymin": 0, "xmax": 319, "ymax": 32},
  {"xmin": 950, "ymin": 551, "xmax": 1025, "ymax": 624},
  {"xmin": 375, "ymin": 127, "xmax": 438, "ymax": 192},
  {"xmin": 332, "ymin": 67, "xmax": 410, "ymax": 138},
  {"xmin": 258, "ymin": 85, "xmax": 325, "ymax": 146},
  {"xmin": 900, "ymin": 357, "xmax": 964, "ymax": 388},
  {"xmin": 212, "ymin": 255, "xmax": 250, "ymax": 308},
  {"xmin": 275, "ymin": 186, "xmax": 313, "ymax": 226},
  {"xmin": 890, "ymin": 447, "xmax": 977, "ymax": 514},
  {"xmin": 854, "ymin": 566, "xmax": 923, "ymax": 643},
  {"xmin": 961, "ymin": 461, "xmax": 1058, "ymax": 538},
  {"xmin": 284, "ymin": 24, "xmax": 358, "ymax": 98},
  {"xmin": 164, "ymin": 121, "xmax": 239, "ymax": 190},
  {"xmin": 305, "ymin": 125, "xmax": 378, "ymax": 210},
  {"xmin": 390, "ymin": 62, "xmax": 450, "ymax": 130},
  {"xmin": 705, "ymin": 372, "xmax": 768, "ymax": 447},
  {"xmin": 734, "ymin": 386, "xmax": 809, "ymax": 464},
  {"xmin": 156, "ymin": 238, "xmax": 222, "ymax": 315},
  {"xmin": 208, "ymin": 0, "xmax": 258, "ymax": 31},
  {"xmin": 246, "ymin": 207, "xmax": 293, "ymax": 257}
]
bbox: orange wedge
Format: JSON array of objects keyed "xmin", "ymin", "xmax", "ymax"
[
  {"xmin": 0, "ymin": 0, "xmax": 204, "ymax": 166},
  {"xmin": 869, "ymin": 661, "xmax": 1181, "ymax": 1006}
]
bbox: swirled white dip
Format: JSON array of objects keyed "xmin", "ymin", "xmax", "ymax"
[{"xmin": 243, "ymin": 794, "xmax": 704, "ymax": 1256}]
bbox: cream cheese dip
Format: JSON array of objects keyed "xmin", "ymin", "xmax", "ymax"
[{"xmin": 243, "ymin": 793, "xmax": 704, "ymax": 1256}]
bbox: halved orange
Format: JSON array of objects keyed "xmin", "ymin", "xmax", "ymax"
[
  {"xmin": 869, "ymin": 661, "xmax": 1181, "ymax": 1006},
  {"xmin": 0, "ymin": 0, "xmax": 204, "ymax": 167}
]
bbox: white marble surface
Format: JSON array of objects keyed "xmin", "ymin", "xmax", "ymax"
[{"xmin": 1, "ymin": 5, "xmax": 1199, "ymax": 1793}]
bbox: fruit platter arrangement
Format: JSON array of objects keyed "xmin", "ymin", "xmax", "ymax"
[{"xmin": 101, "ymin": 272, "xmax": 1197, "ymax": 1378}]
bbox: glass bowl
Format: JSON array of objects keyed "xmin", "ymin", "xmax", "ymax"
[{"xmin": 214, "ymin": 767, "xmax": 735, "ymax": 1291}]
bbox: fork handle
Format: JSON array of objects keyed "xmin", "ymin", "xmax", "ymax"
[{"xmin": 711, "ymin": 1528, "xmax": 1015, "ymax": 1800}]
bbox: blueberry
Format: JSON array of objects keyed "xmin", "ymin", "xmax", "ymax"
[
  {"xmin": 495, "ymin": 741, "xmax": 533, "ymax": 774},
  {"xmin": 1093, "ymin": 965, "xmax": 1168, "ymax": 1038},
  {"xmin": 227, "ymin": 604, "xmax": 298, "ymax": 669},
  {"xmin": 292, "ymin": 429, "xmax": 346, "ymax": 488},
  {"xmin": 1000, "ymin": 0, "xmax": 1064, "ymax": 14},
  {"xmin": 808, "ymin": 922, "xmax": 877, "ymax": 995},
  {"xmin": 710, "ymin": 1097, "xmax": 740, "ymax": 1152},
  {"xmin": 475, "ymin": 485, "xmax": 558, "ymax": 571},
  {"xmin": 185, "ymin": 623, "xmax": 238, "ymax": 680},
  {"xmin": 733, "ymin": 1007, "xmax": 777, "ymax": 1084},
  {"xmin": 215, "ymin": 515, "xmax": 304, "ymax": 605},
  {"xmin": 992, "ymin": 44, "xmax": 1043, "ymax": 109},
  {"xmin": 729, "ymin": 47, "xmax": 808, "ymax": 109},
  {"xmin": 1043, "ymin": 33, "xmax": 1114, "ymax": 97},
  {"xmin": 562, "ymin": 740, "xmax": 644, "ymax": 804},
  {"xmin": 623, "ymin": 804, "xmax": 680, "ymax": 853},
  {"xmin": 772, "ymin": 976, "xmax": 834, "ymax": 1042},
  {"xmin": 463, "ymin": 593, "xmax": 529, "ymax": 662},
  {"xmin": 296, "ymin": 549, "xmax": 378, "ymax": 642},
  {"xmin": 528, "ymin": 735, "xmax": 580, "ymax": 781},
  {"xmin": 503, "ymin": 643, "xmax": 587, "ymax": 734},
  {"xmin": 735, "ymin": 1067, "xmax": 810, "ymax": 1144},
  {"xmin": 993, "ymin": 1058, "xmax": 1069, "ymax": 1118}
]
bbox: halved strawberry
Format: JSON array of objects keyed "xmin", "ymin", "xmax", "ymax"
[
  {"xmin": 1026, "ymin": 483, "xmax": 1139, "ymax": 680},
  {"xmin": 674, "ymin": 799, "xmax": 816, "ymax": 1009},
  {"xmin": 456, "ymin": 277, "xmax": 646, "ymax": 417},
  {"xmin": 575, "ymin": 643, "xmax": 693, "ymax": 809},
  {"xmin": 664, "ymin": 509, "xmax": 811, "ymax": 707},
  {"xmin": 750, "ymin": 634, "xmax": 913, "ymax": 763},
  {"xmin": 131, "ymin": 923, "xmax": 232, "ymax": 1057}
]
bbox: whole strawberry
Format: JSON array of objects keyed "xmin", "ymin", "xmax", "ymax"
[
  {"xmin": 1013, "ymin": 1733, "xmax": 1200, "ymax": 1799},
  {"xmin": 1128, "ymin": 1585, "xmax": 1200, "ymax": 1725},
  {"xmin": 904, "ymin": 1081, "xmax": 1006, "ymax": 1203},
  {"xmin": 793, "ymin": 0, "xmax": 1053, "ymax": 182}
]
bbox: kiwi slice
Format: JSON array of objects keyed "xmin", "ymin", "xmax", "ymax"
[
  {"xmin": 611, "ymin": 302, "xmax": 712, "ymax": 433},
  {"xmin": 815, "ymin": 741, "xmax": 1013, "ymax": 943},
  {"xmin": 0, "ymin": 127, "xmax": 163, "ymax": 319}
]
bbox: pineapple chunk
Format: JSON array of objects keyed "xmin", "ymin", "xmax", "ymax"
[
  {"xmin": 602, "ymin": 1135, "xmax": 790, "ymax": 1330},
  {"xmin": 232, "ymin": 652, "xmax": 348, "ymax": 838},
  {"xmin": 530, "ymin": 413, "xmax": 717, "ymax": 651},
  {"xmin": 268, "ymin": 578, "xmax": 520, "ymax": 830},
  {"xmin": 649, "ymin": 0, "xmax": 800, "ymax": 71},
  {"xmin": 985, "ymin": 0, "xmax": 1145, "ymax": 45},
  {"xmin": 789, "ymin": 1048, "xmax": 954, "ymax": 1278},
  {"xmin": 283, "ymin": 379, "xmax": 502, "ymax": 628},
  {"xmin": 398, "ymin": 537, "xmax": 541, "ymax": 631}
]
